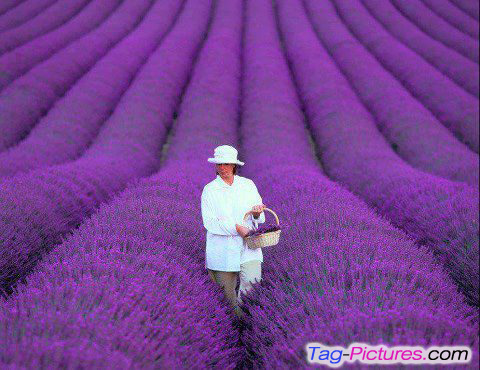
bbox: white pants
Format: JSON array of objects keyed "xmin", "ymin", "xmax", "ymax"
[{"xmin": 237, "ymin": 259, "xmax": 262, "ymax": 304}]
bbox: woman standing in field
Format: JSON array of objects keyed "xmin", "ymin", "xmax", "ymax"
[{"xmin": 201, "ymin": 145, "xmax": 267, "ymax": 318}]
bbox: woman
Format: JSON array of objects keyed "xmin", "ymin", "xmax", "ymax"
[{"xmin": 201, "ymin": 145, "xmax": 266, "ymax": 318}]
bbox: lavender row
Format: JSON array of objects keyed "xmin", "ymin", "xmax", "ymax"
[
  {"xmin": 0, "ymin": 0, "xmax": 55, "ymax": 33},
  {"xmin": 362, "ymin": 0, "xmax": 478, "ymax": 92},
  {"xmin": 0, "ymin": 0, "xmax": 246, "ymax": 366},
  {"xmin": 0, "ymin": 0, "xmax": 25, "ymax": 17},
  {"xmin": 138, "ymin": 0, "xmax": 244, "ymax": 263},
  {"xmin": 0, "ymin": 0, "xmax": 184, "ymax": 178},
  {"xmin": 0, "ymin": 0, "xmax": 211, "ymax": 297},
  {"xmin": 0, "ymin": 0, "xmax": 153, "ymax": 152},
  {"xmin": 450, "ymin": 0, "xmax": 480, "ymax": 21},
  {"xmin": 0, "ymin": 0, "xmax": 91, "ymax": 55},
  {"xmin": 278, "ymin": 0, "xmax": 479, "ymax": 306},
  {"xmin": 421, "ymin": 0, "xmax": 479, "ymax": 39},
  {"xmin": 0, "ymin": 221, "xmax": 241, "ymax": 368},
  {"xmin": 332, "ymin": 0, "xmax": 479, "ymax": 153},
  {"xmin": 303, "ymin": 0, "xmax": 479, "ymax": 187},
  {"xmin": 238, "ymin": 0, "xmax": 478, "ymax": 367},
  {"xmin": 0, "ymin": 0, "xmax": 121, "ymax": 89},
  {"xmin": 392, "ymin": 0, "xmax": 479, "ymax": 63}
]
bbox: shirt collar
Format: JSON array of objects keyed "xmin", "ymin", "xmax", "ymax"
[{"xmin": 215, "ymin": 174, "xmax": 237, "ymax": 189}]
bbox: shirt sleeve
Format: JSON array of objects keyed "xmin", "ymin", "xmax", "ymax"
[
  {"xmin": 201, "ymin": 188, "xmax": 238, "ymax": 236},
  {"xmin": 250, "ymin": 181, "xmax": 266, "ymax": 226}
]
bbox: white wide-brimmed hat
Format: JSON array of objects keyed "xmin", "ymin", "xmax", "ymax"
[{"xmin": 207, "ymin": 145, "xmax": 245, "ymax": 166}]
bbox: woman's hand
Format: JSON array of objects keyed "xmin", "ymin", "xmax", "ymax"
[
  {"xmin": 251, "ymin": 204, "xmax": 266, "ymax": 218},
  {"xmin": 235, "ymin": 224, "xmax": 251, "ymax": 238}
]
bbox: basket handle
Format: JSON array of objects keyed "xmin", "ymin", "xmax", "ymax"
[{"xmin": 243, "ymin": 207, "xmax": 280, "ymax": 226}]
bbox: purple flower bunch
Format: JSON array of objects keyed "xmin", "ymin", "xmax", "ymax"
[{"xmin": 247, "ymin": 223, "xmax": 282, "ymax": 237}]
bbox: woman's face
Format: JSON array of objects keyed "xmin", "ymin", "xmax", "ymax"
[{"xmin": 216, "ymin": 163, "xmax": 235, "ymax": 176}]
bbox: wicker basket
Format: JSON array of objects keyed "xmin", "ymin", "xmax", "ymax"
[{"xmin": 243, "ymin": 208, "xmax": 281, "ymax": 249}]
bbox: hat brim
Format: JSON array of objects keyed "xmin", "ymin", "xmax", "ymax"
[{"xmin": 208, "ymin": 158, "xmax": 244, "ymax": 166}]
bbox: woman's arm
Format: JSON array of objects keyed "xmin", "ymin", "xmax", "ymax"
[
  {"xmin": 250, "ymin": 181, "xmax": 266, "ymax": 225},
  {"xmin": 201, "ymin": 188, "xmax": 238, "ymax": 236}
]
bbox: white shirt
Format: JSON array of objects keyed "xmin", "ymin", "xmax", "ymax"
[{"xmin": 201, "ymin": 174, "xmax": 266, "ymax": 271}]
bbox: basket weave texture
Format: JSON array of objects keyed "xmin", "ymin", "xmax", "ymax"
[{"xmin": 243, "ymin": 208, "xmax": 281, "ymax": 249}]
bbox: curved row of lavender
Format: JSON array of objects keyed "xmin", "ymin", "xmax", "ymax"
[
  {"xmin": 374, "ymin": 0, "xmax": 479, "ymax": 65},
  {"xmin": 421, "ymin": 0, "xmax": 479, "ymax": 39},
  {"xmin": 277, "ymin": 0, "xmax": 479, "ymax": 306},
  {"xmin": 392, "ymin": 0, "xmax": 479, "ymax": 62},
  {"xmin": 302, "ymin": 0, "xmax": 479, "ymax": 187},
  {"xmin": 0, "ymin": 0, "xmax": 210, "ymax": 297},
  {"xmin": 240, "ymin": 0, "xmax": 477, "ymax": 367},
  {"xmin": 0, "ymin": 0, "xmax": 246, "ymax": 366},
  {"xmin": 450, "ymin": 0, "xmax": 480, "ymax": 20},
  {"xmin": 0, "ymin": 0, "xmax": 477, "ymax": 367},
  {"xmin": 0, "ymin": 0, "xmax": 153, "ymax": 151},
  {"xmin": 3, "ymin": 0, "xmax": 476, "ymax": 366},
  {"xmin": 0, "ymin": 0, "xmax": 184, "ymax": 178},
  {"xmin": 331, "ymin": 0, "xmax": 479, "ymax": 153},
  {"xmin": 0, "ymin": 0, "xmax": 56, "ymax": 33},
  {"xmin": 0, "ymin": 0, "xmax": 121, "ymax": 88},
  {"xmin": 0, "ymin": 231, "xmax": 241, "ymax": 368},
  {"xmin": 0, "ymin": 0, "xmax": 26, "ymax": 17},
  {"xmin": 361, "ymin": 0, "xmax": 478, "ymax": 94},
  {"xmin": 0, "ymin": 0, "xmax": 91, "ymax": 54}
]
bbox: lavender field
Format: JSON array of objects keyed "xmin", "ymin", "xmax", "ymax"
[{"xmin": 0, "ymin": 0, "xmax": 478, "ymax": 368}]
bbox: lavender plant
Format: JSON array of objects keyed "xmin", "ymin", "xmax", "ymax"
[
  {"xmin": 450, "ymin": 0, "xmax": 480, "ymax": 20},
  {"xmin": 0, "ymin": 0, "xmax": 27, "ymax": 17},
  {"xmin": 0, "ymin": 0, "xmax": 121, "ymax": 89},
  {"xmin": 0, "ymin": 0, "xmax": 184, "ymax": 177},
  {"xmin": 277, "ymin": 0, "xmax": 480, "ymax": 306},
  {"xmin": 0, "ymin": 0, "xmax": 154, "ymax": 151},
  {"xmin": 0, "ymin": 217, "xmax": 242, "ymax": 368},
  {"xmin": 361, "ymin": 0, "xmax": 478, "ymax": 91},
  {"xmin": 0, "ymin": 0, "xmax": 211, "ymax": 297},
  {"xmin": 0, "ymin": 1, "xmax": 246, "ymax": 366},
  {"xmin": 277, "ymin": 0, "xmax": 479, "ymax": 306},
  {"xmin": 246, "ymin": 223, "xmax": 282, "ymax": 238},
  {"xmin": 332, "ymin": 0, "xmax": 479, "ymax": 153},
  {"xmin": 420, "ymin": 0, "xmax": 479, "ymax": 39},
  {"xmin": 0, "ymin": 0, "xmax": 91, "ymax": 54},
  {"xmin": 235, "ymin": 0, "xmax": 479, "ymax": 367},
  {"xmin": 303, "ymin": 0, "xmax": 479, "ymax": 187},
  {"xmin": 391, "ymin": 0, "xmax": 479, "ymax": 63},
  {"xmin": 0, "ymin": 0, "xmax": 478, "ymax": 367},
  {"xmin": 0, "ymin": 0, "xmax": 56, "ymax": 33}
]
